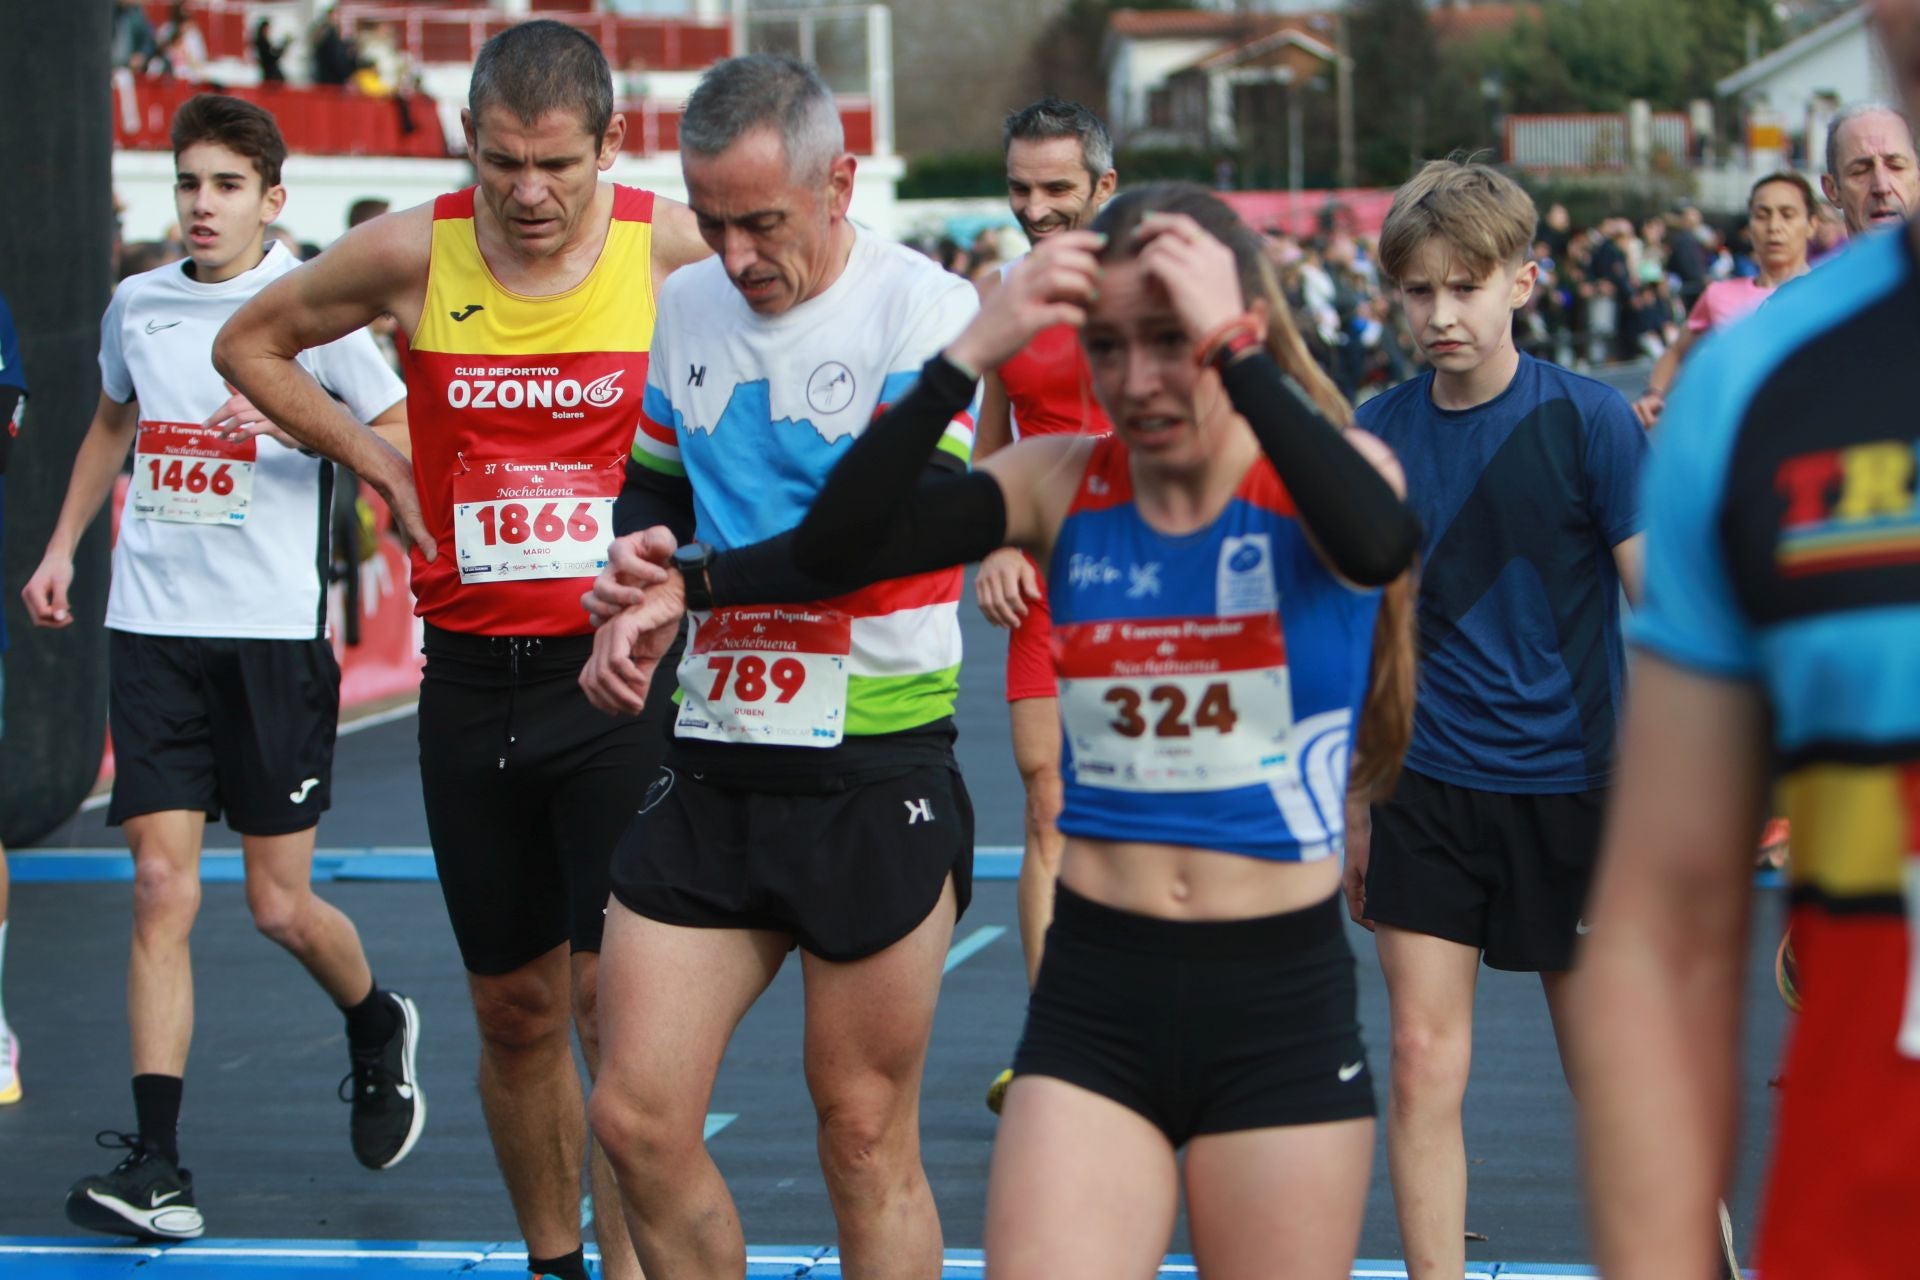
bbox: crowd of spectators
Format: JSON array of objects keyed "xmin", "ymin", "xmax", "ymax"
[
  {"xmin": 112, "ymin": 1, "xmax": 418, "ymax": 104},
  {"xmin": 916, "ymin": 192, "xmax": 1853, "ymax": 401}
]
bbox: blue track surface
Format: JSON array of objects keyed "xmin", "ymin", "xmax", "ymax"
[{"xmin": 0, "ymin": 1238, "xmax": 1624, "ymax": 1279}]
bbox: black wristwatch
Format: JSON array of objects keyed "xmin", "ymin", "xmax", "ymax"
[{"xmin": 672, "ymin": 540, "xmax": 716, "ymax": 612}]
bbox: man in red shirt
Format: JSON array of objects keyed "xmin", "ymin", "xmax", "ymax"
[{"xmin": 972, "ymin": 99, "xmax": 1117, "ymax": 1112}]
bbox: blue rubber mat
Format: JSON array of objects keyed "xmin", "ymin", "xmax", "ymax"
[
  {"xmin": 0, "ymin": 1239, "xmax": 1609, "ymax": 1279},
  {"xmin": 4, "ymin": 848, "xmax": 1030, "ymax": 884},
  {"xmin": 6, "ymin": 849, "xmax": 1781, "ymax": 891}
]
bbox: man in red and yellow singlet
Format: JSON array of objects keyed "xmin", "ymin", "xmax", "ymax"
[
  {"xmin": 216, "ymin": 22, "xmax": 708, "ymax": 1280},
  {"xmin": 972, "ymin": 102, "xmax": 1116, "ymax": 1111}
]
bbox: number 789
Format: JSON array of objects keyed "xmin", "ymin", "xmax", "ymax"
[{"xmin": 707, "ymin": 655, "xmax": 808, "ymax": 704}]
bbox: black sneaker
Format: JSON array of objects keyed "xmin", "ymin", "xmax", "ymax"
[
  {"xmin": 339, "ymin": 991, "xmax": 424, "ymax": 1170},
  {"xmin": 65, "ymin": 1132, "xmax": 205, "ymax": 1240}
]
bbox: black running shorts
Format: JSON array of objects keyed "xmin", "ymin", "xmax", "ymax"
[
  {"xmin": 1013, "ymin": 886, "xmax": 1375, "ymax": 1146},
  {"xmin": 609, "ymin": 760, "xmax": 974, "ymax": 961},
  {"xmin": 419, "ymin": 623, "xmax": 680, "ymax": 976},
  {"xmin": 1364, "ymin": 766, "xmax": 1605, "ymax": 971},
  {"xmin": 107, "ymin": 630, "xmax": 339, "ymax": 836}
]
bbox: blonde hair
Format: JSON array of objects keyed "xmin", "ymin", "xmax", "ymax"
[
  {"xmin": 1378, "ymin": 158, "xmax": 1537, "ymax": 284},
  {"xmin": 1091, "ymin": 184, "xmax": 1416, "ymax": 798}
]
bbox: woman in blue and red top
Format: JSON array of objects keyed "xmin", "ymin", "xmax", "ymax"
[{"xmin": 585, "ymin": 183, "xmax": 1419, "ymax": 1273}]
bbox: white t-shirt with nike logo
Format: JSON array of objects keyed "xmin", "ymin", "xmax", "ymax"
[{"xmin": 98, "ymin": 242, "xmax": 405, "ymax": 639}]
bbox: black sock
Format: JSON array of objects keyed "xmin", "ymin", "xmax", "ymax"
[
  {"xmin": 341, "ymin": 981, "xmax": 399, "ymax": 1050},
  {"xmin": 131, "ymin": 1074, "xmax": 183, "ymax": 1165},
  {"xmin": 528, "ymin": 1246, "xmax": 589, "ymax": 1280}
]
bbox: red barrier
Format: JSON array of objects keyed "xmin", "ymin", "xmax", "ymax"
[
  {"xmin": 330, "ymin": 487, "xmax": 426, "ymax": 710},
  {"xmin": 113, "ymin": 75, "xmax": 450, "ymax": 159}
]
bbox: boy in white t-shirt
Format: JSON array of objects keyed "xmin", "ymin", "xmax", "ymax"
[{"xmin": 20, "ymin": 95, "xmax": 418, "ymax": 1241}]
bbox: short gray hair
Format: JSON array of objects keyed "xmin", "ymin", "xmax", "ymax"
[
  {"xmin": 1826, "ymin": 102, "xmax": 1916, "ymax": 177},
  {"xmin": 679, "ymin": 54, "xmax": 844, "ymax": 181},
  {"xmin": 1003, "ymin": 97, "xmax": 1115, "ymax": 184},
  {"xmin": 469, "ymin": 20, "xmax": 613, "ymax": 141}
]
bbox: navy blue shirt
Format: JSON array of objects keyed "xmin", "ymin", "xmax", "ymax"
[
  {"xmin": 0, "ymin": 291, "xmax": 24, "ymax": 654},
  {"xmin": 1357, "ymin": 353, "xmax": 1647, "ymax": 792}
]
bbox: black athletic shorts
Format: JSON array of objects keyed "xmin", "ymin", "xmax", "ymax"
[
  {"xmin": 419, "ymin": 622, "xmax": 680, "ymax": 976},
  {"xmin": 1013, "ymin": 886, "xmax": 1375, "ymax": 1146},
  {"xmin": 1364, "ymin": 766, "xmax": 1606, "ymax": 972},
  {"xmin": 609, "ymin": 759, "xmax": 974, "ymax": 962},
  {"xmin": 107, "ymin": 630, "xmax": 339, "ymax": 836}
]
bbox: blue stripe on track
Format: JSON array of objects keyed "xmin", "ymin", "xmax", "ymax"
[
  {"xmin": 942, "ymin": 926, "xmax": 1006, "ymax": 974},
  {"xmin": 8, "ymin": 847, "xmax": 1032, "ymax": 885},
  {"xmin": 7, "ymin": 847, "xmax": 1785, "ymax": 894},
  {"xmin": 0, "ymin": 1241, "xmax": 1612, "ymax": 1278}
]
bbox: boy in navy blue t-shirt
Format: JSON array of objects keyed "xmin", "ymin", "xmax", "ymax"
[{"xmin": 1346, "ymin": 160, "xmax": 1647, "ymax": 1279}]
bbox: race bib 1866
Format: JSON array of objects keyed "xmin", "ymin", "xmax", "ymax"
[
  {"xmin": 675, "ymin": 605, "xmax": 853, "ymax": 748},
  {"xmin": 452, "ymin": 458, "xmax": 621, "ymax": 584},
  {"xmin": 1055, "ymin": 614, "xmax": 1295, "ymax": 792},
  {"xmin": 132, "ymin": 421, "xmax": 256, "ymax": 525}
]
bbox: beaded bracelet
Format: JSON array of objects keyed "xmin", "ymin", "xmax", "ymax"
[{"xmin": 1194, "ymin": 313, "xmax": 1265, "ymax": 371}]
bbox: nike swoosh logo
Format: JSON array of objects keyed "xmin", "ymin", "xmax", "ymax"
[
  {"xmin": 1338, "ymin": 1061, "xmax": 1364, "ymax": 1083},
  {"xmin": 145, "ymin": 319, "xmax": 183, "ymax": 334},
  {"xmin": 449, "ymin": 304, "xmax": 484, "ymax": 322},
  {"xmin": 290, "ymin": 778, "xmax": 319, "ymax": 803},
  {"xmin": 1576, "ymin": 919, "xmax": 1593, "ymax": 935},
  {"xmin": 151, "ymin": 1190, "xmax": 182, "ymax": 1206}
]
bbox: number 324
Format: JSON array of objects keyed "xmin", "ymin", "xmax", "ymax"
[{"xmin": 1104, "ymin": 682, "xmax": 1239, "ymax": 739}]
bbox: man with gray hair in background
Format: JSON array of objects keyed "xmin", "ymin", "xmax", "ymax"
[
  {"xmin": 578, "ymin": 53, "xmax": 980, "ymax": 1279},
  {"xmin": 1823, "ymin": 101, "xmax": 1920, "ymax": 233}
]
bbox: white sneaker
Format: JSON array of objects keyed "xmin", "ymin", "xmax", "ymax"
[{"xmin": 0, "ymin": 1028, "xmax": 20, "ymax": 1105}]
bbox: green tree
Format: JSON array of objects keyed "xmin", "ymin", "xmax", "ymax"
[{"xmin": 1349, "ymin": 0, "xmax": 1442, "ymax": 184}]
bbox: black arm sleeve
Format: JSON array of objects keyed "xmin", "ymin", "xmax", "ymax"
[
  {"xmin": 1220, "ymin": 352, "xmax": 1420, "ymax": 586},
  {"xmin": 709, "ymin": 466, "xmax": 1006, "ymax": 607},
  {"xmin": 613, "ymin": 457, "xmax": 696, "ymax": 544}
]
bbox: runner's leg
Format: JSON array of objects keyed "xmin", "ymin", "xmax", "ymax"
[
  {"xmin": 1011, "ymin": 696, "xmax": 1064, "ymax": 989},
  {"xmin": 571, "ymin": 949, "xmax": 640, "ymax": 1280},
  {"xmin": 590, "ymin": 902, "xmax": 786, "ymax": 1279},
  {"xmin": 467, "ymin": 944, "xmax": 591, "ymax": 1263},
  {"xmin": 239, "ymin": 828, "xmax": 372, "ymax": 1005},
  {"xmin": 1376, "ymin": 923, "xmax": 1481, "ymax": 1280},
  {"xmin": 1540, "ymin": 968, "xmax": 1580, "ymax": 1094},
  {"xmin": 984, "ymin": 1077, "xmax": 1180, "ymax": 1280},
  {"xmin": 125, "ymin": 810, "xmax": 207, "ymax": 1077},
  {"xmin": 801, "ymin": 875, "xmax": 957, "ymax": 1280},
  {"xmin": 1184, "ymin": 1118, "xmax": 1374, "ymax": 1280}
]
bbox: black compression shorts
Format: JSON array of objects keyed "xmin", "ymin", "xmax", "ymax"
[
  {"xmin": 1013, "ymin": 886, "xmax": 1375, "ymax": 1146},
  {"xmin": 419, "ymin": 622, "xmax": 681, "ymax": 976}
]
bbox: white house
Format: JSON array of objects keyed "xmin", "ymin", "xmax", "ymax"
[
  {"xmin": 1104, "ymin": 9, "xmax": 1341, "ymax": 146},
  {"xmin": 1716, "ymin": 4, "xmax": 1896, "ymax": 174}
]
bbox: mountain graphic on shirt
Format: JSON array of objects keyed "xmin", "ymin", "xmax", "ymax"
[
  {"xmin": 682, "ymin": 378, "xmax": 860, "ymax": 445},
  {"xmin": 679, "ymin": 377, "xmax": 859, "ymax": 543}
]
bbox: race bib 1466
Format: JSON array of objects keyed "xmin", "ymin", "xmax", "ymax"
[{"xmin": 132, "ymin": 421, "xmax": 256, "ymax": 525}]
